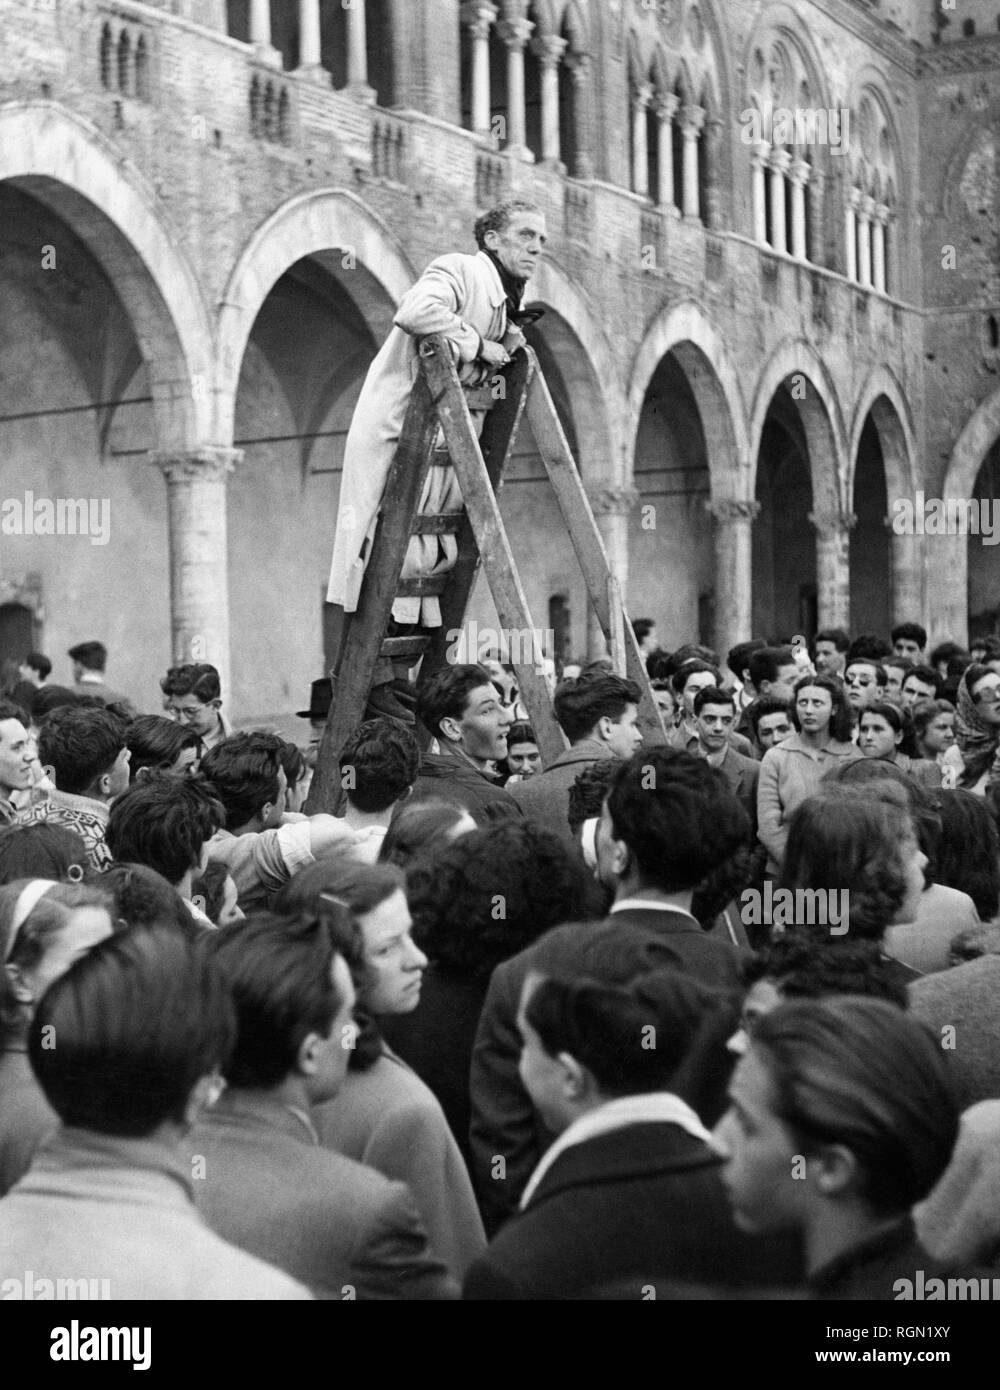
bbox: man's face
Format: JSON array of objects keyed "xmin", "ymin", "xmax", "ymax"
[
  {"xmin": 639, "ymin": 627, "xmax": 658, "ymax": 655},
  {"xmin": 0, "ymin": 717, "xmax": 34, "ymax": 796},
  {"xmin": 454, "ymin": 683, "xmax": 511, "ymax": 763},
  {"xmin": 167, "ymin": 693, "xmax": 220, "ymax": 740},
  {"xmin": 762, "ymin": 664, "xmax": 799, "ymax": 705},
  {"xmin": 260, "ymin": 766, "xmax": 288, "ymax": 829},
  {"xmin": 653, "ymin": 688, "xmax": 676, "ymax": 723},
  {"xmin": 603, "ymin": 704, "xmax": 643, "ymax": 758},
  {"xmin": 814, "ymin": 642, "xmax": 845, "ymax": 678},
  {"xmin": 901, "ymin": 675, "xmax": 936, "ymax": 708},
  {"xmin": 507, "ymin": 740, "xmax": 541, "ymax": 778},
  {"xmin": 884, "ymin": 666, "xmax": 905, "ymax": 698},
  {"xmin": 308, "ymin": 954, "xmax": 358, "ymax": 1104},
  {"xmin": 756, "ymin": 711, "xmax": 792, "ymax": 752},
  {"xmin": 859, "ymin": 712, "xmax": 900, "ymax": 761},
  {"xmin": 843, "ymin": 663, "xmax": 882, "ymax": 709},
  {"xmin": 681, "ymin": 671, "xmax": 716, "ymax": 717},
  {"xmin": 972, "ymin": 672, "xmax": 1000, "ymax": 728},
  {"xmin": 893, "ymin": 637, "xmax": 924, "ymax": 661},
  {"xmin": 713, "ymin": 1048, "xmax": 809, "ymax": 1236},
  {"xmin": 485, "ymin": 211, "xmax": 547, "ymax": 282},
  {"xmin": 358, "ymin": 888, "xmax": 427, "ymax": 1016},
  {"xmin": 696, "ymin": 701, "xmax": 734, "ymax": 755}
]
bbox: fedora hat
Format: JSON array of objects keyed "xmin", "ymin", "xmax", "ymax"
[{"xmin": 297, "ymin": 677, "xmax": 332, "ymax": 721}]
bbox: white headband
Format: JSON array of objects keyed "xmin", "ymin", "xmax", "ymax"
[{"xmin": 4, "ymin": 880, "xmax": 57, "ymax": 962}]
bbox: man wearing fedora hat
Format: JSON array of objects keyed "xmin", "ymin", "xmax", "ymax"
[{"xmin": 297, "ymin": 678, "xmax": 332, "ymax": 749}]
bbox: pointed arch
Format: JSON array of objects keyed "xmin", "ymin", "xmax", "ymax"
[{"xmin": 748, "ymin": 338, "xmax": 847, "ymax": 512}]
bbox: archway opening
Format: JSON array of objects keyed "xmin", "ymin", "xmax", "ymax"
[
  {"xmin": 969, "ymin": 436, "xmax": 1000, "ymax": 640},
  {"xmin": 753, "ymin": 385, "xmax": 814, "ymax": 640},
  {"xmin": 849, "ymin": 413, "xmax": 890, "ymax": 635}
]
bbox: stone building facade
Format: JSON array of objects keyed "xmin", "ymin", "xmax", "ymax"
[{"xmin": 0, "ymin": 0, "xmax": 997, "ymax": 719}]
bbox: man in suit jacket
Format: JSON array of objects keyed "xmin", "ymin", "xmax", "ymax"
[
  {"xmin": 327, "ymin": 199, "xmax": 546, "ymax": 623},
  {"xmin": 692, "ymin": 685, "xmax": 760, "ymax": 833},
  {"xmin": 470, "ymin": 747, "xmax": 749, "ymax": 1232},
  {"xmin": 190, "ymin": 913, "xmax": 457, "ymax": 1299},
  {"xmin": 508, "ymin": 671, "xmax": 643, "ymax": 849}
]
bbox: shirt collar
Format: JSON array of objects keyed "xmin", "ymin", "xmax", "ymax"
[
  {"xmin": 49, "ymin": 788, "xmax": 110, "ymax": 821},
  {"xmin": 610, "ymin": 897, "xmax": 701, "ymax": 927}
]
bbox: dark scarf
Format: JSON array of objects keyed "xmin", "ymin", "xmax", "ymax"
[{"xmin": 483, "ymin": 249, "xmax": 544, "ymax": 329}]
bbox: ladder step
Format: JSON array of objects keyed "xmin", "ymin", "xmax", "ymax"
[
  {"xmin": 410, "ymin": 512, "xmax": 463, "ymax": 535},
  {"xmin": 463, "ymin": 385, "xmax": 499, "ymax": 412},
  {"xmin": 380, "ymin": 634, "xmax": 432, "ymax": 660},
  {"xmin": 395, "ymin": 574, "xmax": 449, "ymax": 598}
]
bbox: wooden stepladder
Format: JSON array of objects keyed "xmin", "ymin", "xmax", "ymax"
[{"xmin": 306, "ymin": 334, "xmax": 665, "ymax": 813}]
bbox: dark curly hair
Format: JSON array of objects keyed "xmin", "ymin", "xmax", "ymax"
[
  {"xmin": 934, "ymin": 789, "xmax": 1000, "ymax": 923},
  {"xmin": 408, "ymin": 820, "xmax": 602, "ymax": 983},
  {"xmin": 741, "ymin": 935, "xmax": 908, "ymax": 1009},
  {"xmin": 789, "ymin": 673, "xmax": 854, "ymax": 743}
]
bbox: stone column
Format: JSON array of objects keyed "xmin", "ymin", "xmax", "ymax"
[
  {"xmin": 566, "ymin": 54, "xmax": 594, "ymax": 178},
  {"xmin": 250, "ymin": 0, "xmax": 281, "ymax": 66},
  {"xmin": 872, "ymin": 202, "xmax": 889, "ymax": 294},
  {"xmin": 701, "ymin": 115, "xmax": 723, "ymax": 229},
  {"xmin": 807, "ymin": 168, "xmax": 825, "ymax": 265},
  {"xmin": 706, "ymin": 497, "xmax": 760, "ymax": 662},
  {"xmin": 858, "ymin": 194, "xmax": 875, "ymax": 287},
  {"xmin": 296, "ymin": 0, "xmax": 327, "ymax": 81},
  {"xmin": 586, "ymin": 486, "xmax": 640, "ymax": 660},
  {"xmin": 152, "ymin": 448, "xmax": 242, "ymax": 701},
  {"xmin": 346, "ymin": 0, "xmax": 375, "ymax": 101},
  {"xmin": 498, "ymin": 16, "xmax": 534, "ymax": 159},
  {"xmin": 679, "ymin": 103, "xmax": 705, "ymax": 220},
  {"xmin": 845, "ymin": 186, "xmax": 859, "ymax": 281},
  {"xmin": 810, "ymin": 508, "xmax": 856, "ymax": 631},
  {"xmin": 655, "ymin": 92, "xmax": 679, "ymax": 211},
  {"xmin": 789, "ymin": 157, "xmax": 810, "ymax": 261},
  {"xmin": 890, "ymin": 524, "xmax": 924, "ymax": 627},
  {"xmin": 767, "ymin": 148, "xmax": 791, "ymax": 254},
  {"xmin": 534, "ymin": 34, "xmax": 566, "ymax": 167},
  {"xmin": 462, "ymin": 1, "xmax": 498, "ymax": 137},
  {"xmin": 751, "ymin": 140, "xmax": 770, "ymax": 244},
  {"xmin": 631, "ymin": 83, "xmax": 652, "ymax": 196}
]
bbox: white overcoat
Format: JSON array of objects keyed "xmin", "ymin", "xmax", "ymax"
[{"xmin": 326, "ymin": 249, "xmax": 511, "ymax": 624}]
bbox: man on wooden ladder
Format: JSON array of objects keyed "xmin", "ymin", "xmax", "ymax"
[{"xmin": 326, "ymin": 198, "xmax": 548, "ymax": 722}]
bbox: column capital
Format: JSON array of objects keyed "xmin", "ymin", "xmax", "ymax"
[
  {"xmin": 151, "ymin": 447, "xmax": 244, "ymax": 484},
  {"xmin": 532, "ymin": 33, "xmax": 567, "ymax": 68},
  {"xmin": 809, "ymin": 508, "xmax": 857, "ymax": 537},
  {"xmin": 705, "ymin": 497, "xmax": 761, "ymax": 524},
  {"xmin": 498, "ymin": 17, "xmax": 534, "ymax": 51},
  {"xmin": 847, "ymin": 185, "xmax": 862, "ymax": 211},
  {"xmin": 767, "ymin": 147, "xmax": 792, "ymax": 174},
  {"xmin": 588, "ymin": 485, "xmax": 640, "ymax": 517},
  {"xmin": 679, "ymin": 103, "xmax": 706, "ymax": 136},
  {"xmin": 655, "ymin": 91, "xmax": 680, "ymax": 122},
  {"xmin": 859, "ymin": 193, "xmax": 876, "ymax": 221},
  {"xmin": 567, "ymin": 50, "xmax": 591, "ymax": 85},
  {"xmin": 873, "ymin": 201, "xmax": 890, "ymax": 225},
  {"xmin": 632, "ymin": 81, "xmax": 654, "ymax": 110},
  {"xmin": 788, "ymin": 156, "xmax": 811, "ymax": 186},
  {"xmin": 461, "ymin": 0, "xmax": 498, "ymax": 40},
  {"xmin": 750, "ymin": 138, "xmax": 771, "ymax": 169}
]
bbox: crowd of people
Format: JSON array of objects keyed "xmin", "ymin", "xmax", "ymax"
[{"xmin": 1, "ymin": 620, "xmax": 999, "ymax": 1302}]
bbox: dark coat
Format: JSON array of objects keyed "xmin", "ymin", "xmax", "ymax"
[
  {"xmin": 379, "ymin": 967, "xmax": 486, "ymax": 1173},
  {"xmin": 409, "ymin": 745, "xmax": 521, "ymax": 824},
  {"xmin": 808, "ymin": 1217, "xmax": 952, "ymax": 1301},
  {"xmin": 464, "ymin": 1122, "xmax": 801, "ymax": 1299},
  {"xmin": 469, "ymin": 907, "xmax": 744, "ymax": 1233},
  {"xmin": 716, "ymin": 745, "xmax": 761, "ymax": 834},
  {"xmin": 506, "ymin": 738, "xmax": 611, "ymax": 848}
]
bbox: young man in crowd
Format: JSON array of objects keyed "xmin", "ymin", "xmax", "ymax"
[
  {"xmin": 160, "ymin": 663, "xmax": 232, "ymax": 758},
  {"xmin": 745, "ymin": 696, "xmax": 793, "ymax": 760},
  {"xmin": 338, "ymin": 718, "xmax": 421, "ymax": 862},
  {"xmin": 0, "ymin": 698, "xmax": 33, "ymax": 827},
  {"xmin": 19, "ymin": 705, "xmax": 131, "ymax": 871},
  {"xmin": 882, "ymin": 656, "xmax": 912, "ymax": 700},
  {"xmin": 410, "ymin": 665, "xmax": 520, "ymax": 822},
  {"xmin": 201, "ymin": 732, "xmax": 358, "ymax": 911},
  {"xmin": 0, "ymin": 927, "xmax": 310, "ymax": 1298},
  {"xmin": 727, "ymin": 639, "xmax": 766, "ymax": 716},
  {"xmin": 508, "ymin": 671, "xmax": 641, "ymax": 849},
  {"xmin": 901, "ymin": 664, "xmax": 942, "ymax": 708},
  {"xmin": 671, "ymin": 660, "xmax": 755, "ymax": 757},
  {"xmin": 693, "ymin": 686, "xmax": 760, "ymax": 830},
  {"xmin": 892, "ymin": 622, "xmax": 927, "ymax": 663},
  {"xmin": 66, "ymin": 641, "xmax": 131, "ymax": 709},
  {"xmin": 843, "ymin": 656, "xmax": 888, "ymax": 719},
  {"xmin": 190, "ymin": 912, "xmax": 456, "ymax": 1299},
  {"xmin": 470, "ymin": 748, "xmax": 747, "ymax": 1231},
  {"xmin": 812, "ymin": 628, "xmax": 850, "ymax": 679},
  {"xmin": 746, "ymin": 647, "xmax": 800, "ymax": 707}
]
